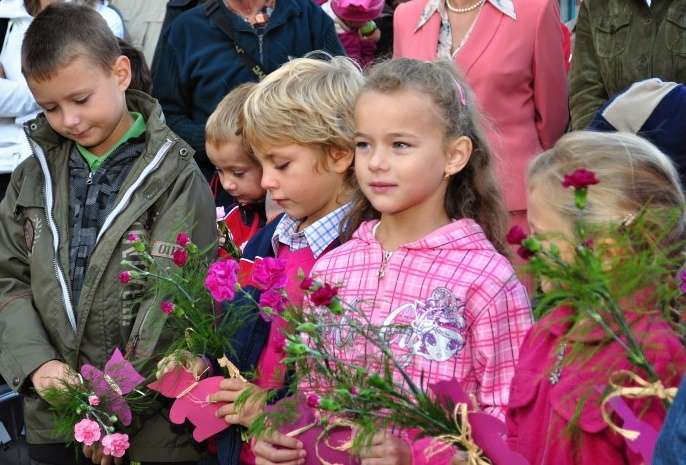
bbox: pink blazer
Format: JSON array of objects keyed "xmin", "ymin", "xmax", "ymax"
[{"xmin": 393, "ymin": 0, "xmax": 569, "ymax": 211}]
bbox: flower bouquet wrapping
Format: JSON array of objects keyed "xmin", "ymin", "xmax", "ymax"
[
  {"xmin": 506, "ymin": 169, "xmax": 686, "ymax": 462},
  {"xmin": 40, "ymin": 349, "xmax": 150, "ymax": 458},
  {"xmin": 245, "ymin": 280, "xmax": 528, "ymax": 465}
]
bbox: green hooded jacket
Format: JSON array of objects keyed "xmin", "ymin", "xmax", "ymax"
[
  {"xmin": 570, "ymin": 0, "xmax": 686, "ymax": 130},
  {"xmin": 0, "ymin": 90, "xmax": 216, "ymax": 462}
]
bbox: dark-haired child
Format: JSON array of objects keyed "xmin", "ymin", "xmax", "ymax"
[{"xmin": 0, "ymin": 4, "xmax": 215, "ymax": 465}]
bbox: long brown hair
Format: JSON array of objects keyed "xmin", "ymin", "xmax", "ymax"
[{"xmin": 343, "ymin": 58, "xmax": 509, "ymax": 254}]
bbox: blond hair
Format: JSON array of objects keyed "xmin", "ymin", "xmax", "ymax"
[
  {"xmin": 529, "ymin": 131, "xmax": 686, "ymax": 245},
  {"xmin": 205, "ymin": 82, "xmax": 257, "ymax": 150},
  {"xmin": 242, "ymin": 55, "xmax": 364, "ymax": 155},
  {"xmin": 342, "ymin": 58, "xmax": 509, "ymax": 254}
]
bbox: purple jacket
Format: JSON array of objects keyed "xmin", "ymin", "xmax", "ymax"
[{"xmin": 506, "ymin": 305, "xmax": 686, "ymax": 465}]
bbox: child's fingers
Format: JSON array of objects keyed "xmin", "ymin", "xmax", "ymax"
[
  {"xmin": 214, "ymin": 401, "xmax": 237, "ymax": 417},
  {"xmin": 360, "ymin": 459, "xmax": 388, "ymax": 465},
  {"xmin": 99, "ymin": 454, "xmax": 113, "ymax": 465},
  {"xmin": 253, "ymin": 436, "xmax": 306, "ymax": 464},
  {"xmin": 264, "ymin": 430, "xmax": 304, "ymax": 450},
  {"xmin": 209, "ymin": 389, "xmax": 240, "ymax": 404},
  {"xmin": 82, "ymin": 445, "xmax": 93, "ymax": 459},
  {"xmin": 358, "ymin": 445, "xmax": 384, "ymax": 459},
  {"xmin": 219, "ymin": 377, "xmax": 248, "ymax": 391}
]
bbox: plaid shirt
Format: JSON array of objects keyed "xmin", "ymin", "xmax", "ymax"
[
  {"xmin": 309, "ymin": 219, "xmax": 532, "ymax": 420},
  {"xmin": 271, "ymin": 203, "xmax": 351, "ymax": 258}
]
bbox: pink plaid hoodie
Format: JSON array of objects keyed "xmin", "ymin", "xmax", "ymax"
[{"xmin": 309, "ymin": 218, "xmax": 533, "ymax": 419}]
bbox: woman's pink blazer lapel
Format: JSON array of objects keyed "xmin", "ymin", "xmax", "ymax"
[{"xmin": 456, "ymin": 3, "xmax": 505, "ymax": 75}]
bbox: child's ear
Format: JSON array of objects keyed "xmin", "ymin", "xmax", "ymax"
[
  {"xmin": 444, "ymin": 136, "xmax": 473, "ymax": 177},
  {"xmin": 327, "ymin": 146, "xmax": 355, "ymax": 174},
  {"xmin": 112, "ymin": 55, "xmax": 132, "ymax": 92}
]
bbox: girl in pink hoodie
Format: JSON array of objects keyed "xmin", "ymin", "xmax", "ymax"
[
  {"xmin": 506, "ymin": 131, "xmax": 686, "ymax": 465},
  {"xmin": 252, "ymin": 58, "xmax": 532, "ymax": 465}
]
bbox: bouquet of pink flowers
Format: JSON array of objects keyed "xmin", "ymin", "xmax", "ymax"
[
  {"xmin": 41, "ymin": 349, "xmax": 150, "ymax": 457},
  {"xmin": 120, "ymin": 232, "xmax": 251, "ymax": 360}
]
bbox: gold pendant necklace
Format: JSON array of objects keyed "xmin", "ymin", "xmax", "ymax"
[{"xmin": 445, "ymin": 0, "xmax": 485, "ymax": 14}]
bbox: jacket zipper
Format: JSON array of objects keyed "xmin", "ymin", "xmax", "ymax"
[
  {"xmin": 26, "ymin": 133, "xmax": 78, "ymax": 331},
  {"xmin": 95, "ymin": 138, "xmax": 174, "ymax": 245},
  {"xmin": 86, "ymin": 171, "xmax": 93, "ymax": 185},
  {"xmin": 258, "ymin": 33, "xmax": 264, "ymax": 64},
  {"xmin": 378, "ymin": 250, "xmax": 393, "ymax": 279}
]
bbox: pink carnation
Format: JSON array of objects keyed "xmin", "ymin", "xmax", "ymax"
[
  {"xmin": 252, "ymin": 257, "xmax": 287, "ymax": 291},
  {"xmin": 127, "ymin": 233, "xmax": 140, "ymax": 242},
  {"xmin": 216, "ymin": 206, "xmax": 226, "ymax": 221},
  {"xmin": 176, "ymin": 232, "xmax": 191, "ymax": 248},
  {"xmin": 204, "ymin": 259, "xmax": 239, "ymax": 302},
  {"xmin": 172, "ymin": 249, "xmax": 189, "ymax": 267},
  {"xmin": 160, "ymin": 300, "xmax": 175, "ymax": 315},
  {"xmin": 101, "ymin": 433, "xmax": 130, "ymax": 458},
  {"xmin": 88, "ymin": 395, "xmax": 100, "ymax": 406},
  {"xmin": 118, "ymin": 271, "xmax": 131, "ymax": 284},
  {"xmin": 74, "ymin": 418, "xmax": 101, "ymax": 446},
  {"xmin": 259, "ymin": 289, "xmax": 287, "ymax": 321}
]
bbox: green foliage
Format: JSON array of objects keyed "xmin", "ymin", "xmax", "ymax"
[
  {"xmin": 122, "ymin": 234, "xmax": 253, "ymax": 364},
  {"xmin": 523, "ymin": 205, "xmax": 685, "ymax": 387},
  {"xmin": 247, "ymin": 297, "xmax": 475, "ymax": 455}
]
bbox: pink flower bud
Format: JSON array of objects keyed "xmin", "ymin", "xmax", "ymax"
[
  {"xmin": 176, "ymin": 232, "xmax": 191, "ymax": 247},
  {"xmin": 88, "ymin": 395, "xmax": 100, "ymax": 406},
  {"xmin": 118, "ymin": 271, "xmax": 131, "ymax": 284}
]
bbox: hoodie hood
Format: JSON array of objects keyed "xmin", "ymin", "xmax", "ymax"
[
  {"xmin": 0, "ymin": 0, "xmax": 30, "ymax": 19},
  {"xmin": 352, "ymin": 218, "xmax": 497, "ymax": 252}
]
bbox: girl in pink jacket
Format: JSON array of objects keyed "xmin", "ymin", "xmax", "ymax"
[
  {"xmin": 507, "ymin": 132, "xmax": 686, "ymax": 465},
  {"xmin": 251, "ymin": 58, "xmax": 532, "ymax": 465}
]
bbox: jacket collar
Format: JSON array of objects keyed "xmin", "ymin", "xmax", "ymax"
[
  {"xmin": 415, "ymin": 0, "xmax": 515, "ymax": 31},
  {"xmin": 26, "ymin": 89, "xmax": 167, "ymax": 157},
  {"xmin": 217, "ymin": 0, "xmax": 303, "ymax": 34},
  {"xmin": 353, "ymin": 218, "xmax": 497, "ymax": 252}
]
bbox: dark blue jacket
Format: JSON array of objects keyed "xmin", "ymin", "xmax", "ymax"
[
  {"xmin": 653, "ymin": 375, "xmax": 686, "ymax": 465},
  {"xmin": 216, "ymin": 216, "xmax": 281, "ymax": 465},
  {"xmin": 151, "ymin": 0, "xmax": 345, "ymax": 178}
]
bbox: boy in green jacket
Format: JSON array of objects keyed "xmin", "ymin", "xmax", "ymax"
[{"xmin": 0, "ymin": 3, "xmax": 215, "ymax": 464}]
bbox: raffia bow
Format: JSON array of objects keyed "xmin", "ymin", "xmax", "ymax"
[
  {"xmin": 285, "ymin": 412, "xmax": 357, "ymax": 465},
  {"xmin": 426, "ymin": 403, "xmax": 491, "ymax": 465},
  {"xmin": 601, "ymin": 369, "xmax": 677, "ymax": 440}
]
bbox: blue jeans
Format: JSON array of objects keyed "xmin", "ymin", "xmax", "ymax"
[{"xmin": 653, "ymin": 375, "xmax": 686, "ymax": 465}]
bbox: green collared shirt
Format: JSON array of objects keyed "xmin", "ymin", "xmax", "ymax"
[{"xmin": 76, "ymin": 112, "xmax": 146, "ymax": 172}]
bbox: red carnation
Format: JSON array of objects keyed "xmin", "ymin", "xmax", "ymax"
[
  {"xmin": 562, "ymin": 169, "xmax": 599, "ymax": 189},
  {"xmin": 310, "ymin": 283, "xmax": 338, "ymax": 307},
  {"xmin": 172, "ymin": 249, "xmax": 189, "ymax": 267},
  {"xmin": 517, "ymin": 246, "xmax": 534, "ymax": 261},
  {"xmin": 307, "ymin": 394, "xmax": 321, "ymax": 409},
  {"xmin": 300, "ymin": 277, "xmax": 315, "ymax": 291},
  {"xmin": 176, "ymin": 232, "xmax": 191, "ymax": 248},
  {"xmin": 506, "ymin": 225, "xmax": 528, "ymax": 245}
]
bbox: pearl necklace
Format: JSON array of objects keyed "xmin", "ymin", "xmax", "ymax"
[{"xmin": 445, "ymin": 0, "xmax": 485, "ymax": 14}]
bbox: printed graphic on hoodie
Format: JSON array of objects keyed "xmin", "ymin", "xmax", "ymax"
[{"xmin": 383, "ymin": 287, "xmax": 467, "ymax": 364}]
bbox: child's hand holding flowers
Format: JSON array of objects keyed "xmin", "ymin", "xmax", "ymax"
[{"xmin": 209, "ymin": 378, "xmax": 268, "ymax": 427}]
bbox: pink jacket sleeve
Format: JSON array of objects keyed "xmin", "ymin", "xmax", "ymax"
[
  {"xmin": 532, "ymin": 0, "xmax": 569, "ymax": 150},
  {"xmin": 471, "ymin": 277, "xmax": 532, "ymax": 420}
]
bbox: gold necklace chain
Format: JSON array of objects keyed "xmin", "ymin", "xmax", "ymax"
[{"xmin": 445, "ymin": 0, "xmax": 485, "ymax": 14}]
